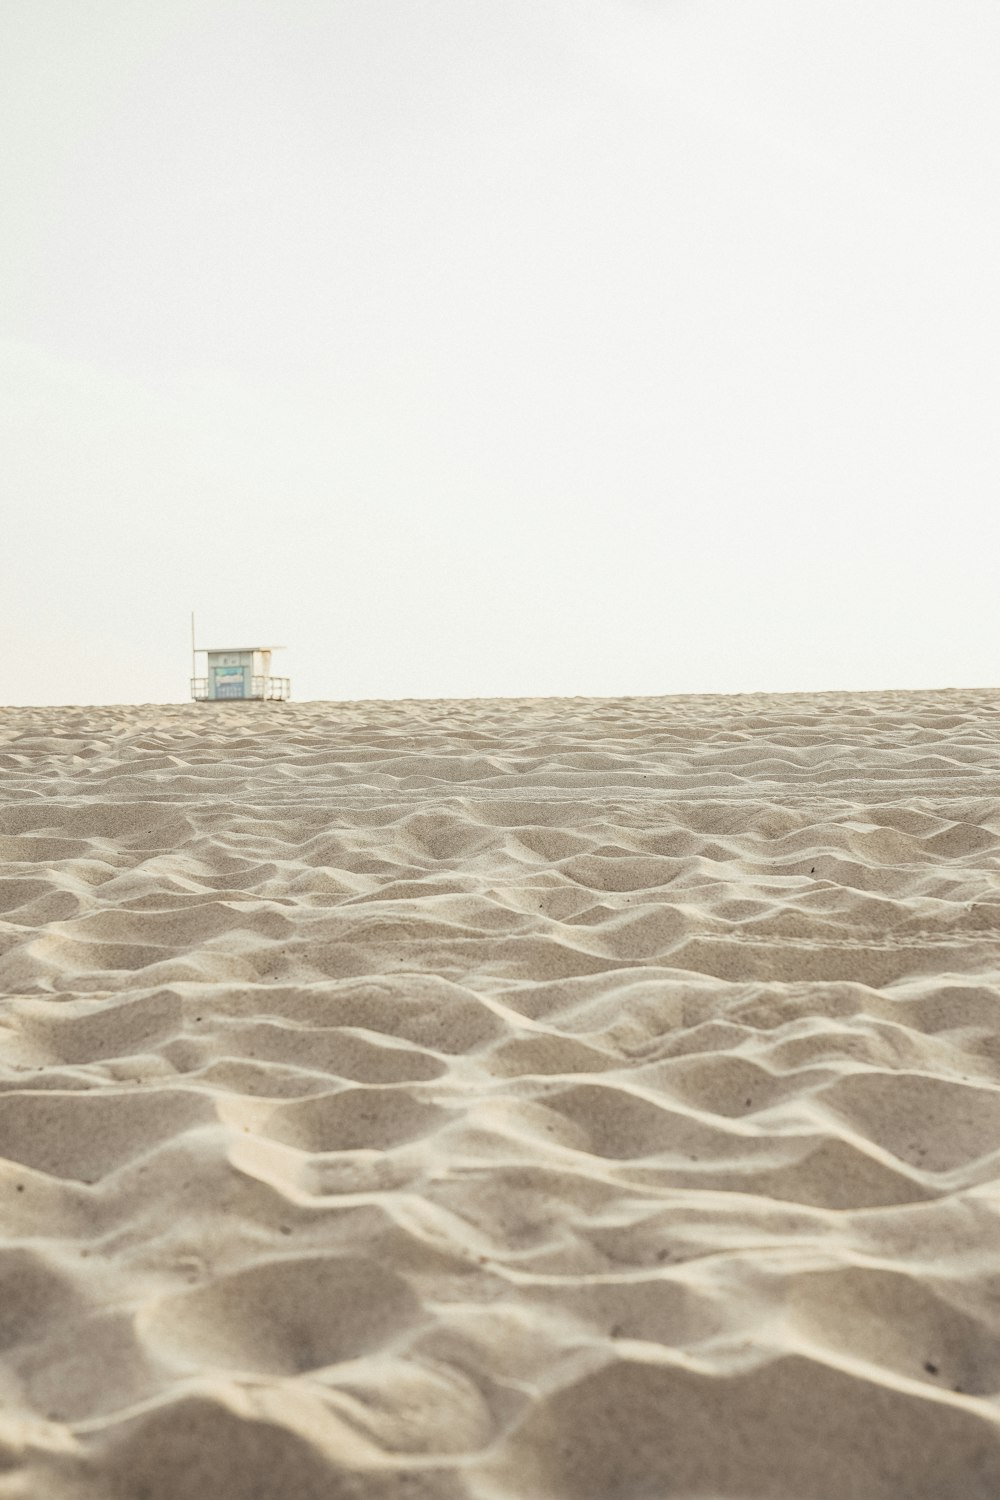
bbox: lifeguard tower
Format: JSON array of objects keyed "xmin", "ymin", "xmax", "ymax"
[{"xmin": 191, "ymin": 645, "xmax": 290, "ymax": 702}]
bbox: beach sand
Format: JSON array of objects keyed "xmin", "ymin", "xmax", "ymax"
[{"xmin": 2, "ymin": 688, "xmax": 1000, "ymax": 1497}]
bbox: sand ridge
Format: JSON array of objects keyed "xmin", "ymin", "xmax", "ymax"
[{"xmin": 2, "ymin": 689, "xmax": 1000, "ymax": 1496}]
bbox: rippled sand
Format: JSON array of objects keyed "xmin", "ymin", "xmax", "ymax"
[{"xmin": 3, "ymin": 689, "xmax": 1000, "ymax": 1497}]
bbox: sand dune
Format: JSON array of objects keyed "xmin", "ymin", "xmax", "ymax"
[{"xmin": 2, "ymin": 689, "xmax": 1000, "ymax": 1496}]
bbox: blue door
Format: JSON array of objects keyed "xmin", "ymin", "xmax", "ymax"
[{"xmin": 213, "ymin": 667, "xmax": 247, "ymax": 699}]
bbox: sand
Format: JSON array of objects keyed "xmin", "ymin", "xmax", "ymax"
[{"xmin": 2, "ymin": 688, "xmax": 1000, "ymax": 1497}]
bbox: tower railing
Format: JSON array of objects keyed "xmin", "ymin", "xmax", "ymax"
[
  {"xmin": 252, "ymin": 675, "xmax": 291, "ymax": 700},
  {"xmin": 190, "ymin": 676, "xmax": 290, "ymax": 702}
]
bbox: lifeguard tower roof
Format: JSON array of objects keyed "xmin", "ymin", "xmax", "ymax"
[
  {"xmin": 191, "ymin": 644, "xmax": 290, "ymax": 703},
  {"xmin": 201, "ymin": 645, "xmax": 286, "ymax": 654}
]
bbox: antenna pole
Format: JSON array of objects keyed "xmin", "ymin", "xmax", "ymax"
[{"xmin": 191, "ymin": 611, "xmax": 196, "ymax": 695}]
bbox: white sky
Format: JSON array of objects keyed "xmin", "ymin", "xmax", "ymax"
[{"xmin": 2, "ymin": 0, "xmax": 998, "ymax": 705}]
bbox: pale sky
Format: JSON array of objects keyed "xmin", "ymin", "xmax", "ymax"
[{"xmin": 3, "ymin": 0, "xmax": 998, "ymax": 705}]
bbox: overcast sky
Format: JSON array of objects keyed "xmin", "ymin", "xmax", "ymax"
[{"xmin": 2, "ymin": 1, "xmax": 997, "ymax": 705}]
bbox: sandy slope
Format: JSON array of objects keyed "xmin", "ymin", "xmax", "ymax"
[{"xmin": 2, "ymin": 689, "xmax": 1000, "ymax": 1497}]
